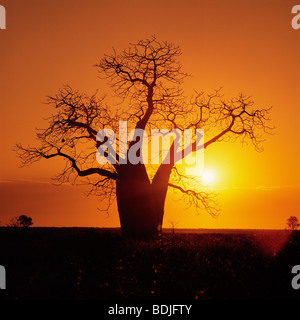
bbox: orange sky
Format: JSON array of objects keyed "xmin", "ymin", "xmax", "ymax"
[{"xmin": 0, "ymin": 0, "xmax": 299, "ymax": 229}]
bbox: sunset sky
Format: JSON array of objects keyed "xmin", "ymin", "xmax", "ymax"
[{"xmin": 0, "ymin": 0, "xmax": 299, "ymax": 229}]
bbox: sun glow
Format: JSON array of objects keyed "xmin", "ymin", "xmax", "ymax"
[
  {"xmin": 185, "ymin": 165, "xmax": 217, "ymax": 186},
  {"xmin": 201, "ymin": 170, "xmax": 216, "ymax": 185}
]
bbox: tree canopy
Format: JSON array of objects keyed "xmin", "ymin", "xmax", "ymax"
[{"xmin": 16, "ymin": 37, "xmax": 273, "ymax": 238}]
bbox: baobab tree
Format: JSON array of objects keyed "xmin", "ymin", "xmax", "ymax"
[{"xmin": 16, "ymin": 37, "xmax": 272, "ymax": 238}]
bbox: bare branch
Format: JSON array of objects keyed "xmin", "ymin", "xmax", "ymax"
[
  {"xmin": 15, "ymin": 38, "xmax": 273, "ymax": 225},
  {"xmin": 168, "ymin": 181, "xmax": 219, "ymax": 218}
]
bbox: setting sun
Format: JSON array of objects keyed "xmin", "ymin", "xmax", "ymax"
[
  {"xmin": 1, "ymin": 0, "xmax": 300, "ymax": 303},
  {"xmin": 185, "ymin": 166, "xmax": 218, "ymax": 186},
  {"xmin": 201, "ymin": 170, "xmax": 215, "ymax": 185}
]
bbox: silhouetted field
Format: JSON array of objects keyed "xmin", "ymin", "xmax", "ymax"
[{"xmin": 0, "ymin": 227, "xmax": 299, "ymax": 300}]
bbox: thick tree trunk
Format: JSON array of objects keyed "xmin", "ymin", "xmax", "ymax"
[
  {"xmin": 116, "ymin": 164, "xmax": 159, "ymax": 239},
  {"xmin": 115, "ymin": 159, "xmax": 173, "ymax": 239},
  {"xmin": 151, "ymin": 163, "xmax": 173, "ymax": 231}
]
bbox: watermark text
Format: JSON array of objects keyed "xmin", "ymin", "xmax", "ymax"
[
  {"xmin": 292, "ymin": 5, "xmax": 300, "ymax": 30},
  {"xmin": 291, "ymin": 265, "xmax": 300, "ymax": 290},
  {"xmin": 0, "ymin": 265, "xmax": 6, "ymax": 289},
  {"xmin": 0, "ymin": 5, "xmax": 6, "ymax": 29},
  {"xmin": 96, "ymin": 121, "xmax": 204, "ymax": 170}
]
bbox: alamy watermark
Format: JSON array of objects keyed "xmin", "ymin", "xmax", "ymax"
[
  {"xmin": 96, "ymin": 121, "xmax": 204, "ymax": 170},
  {"xmin": 0, "ymin": 265, "xmax": 5, "ymax": 289},
  {"xmin": 0, "ymin": 5, "xmax": 6, "ymax": 29},
  {"xmin": 292, "ymin": 5, "xmax": 300, "ymax": 30},
  {"xmin": 291, "ymin": 265, "xmax": 300, "ymax": 290}
]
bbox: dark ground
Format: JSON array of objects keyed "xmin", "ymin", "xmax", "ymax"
[{"xmin": 0, "ymin": 227, "xmax": 299, "ymax": 300}]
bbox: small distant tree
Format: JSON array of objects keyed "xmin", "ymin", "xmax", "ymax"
[
  {"xmin": 6, "ymin": 215, "xmax": 33, "ymax": 227},
  {"xmin": 286, "ymin": 216, "xmax": 299, "ymax": 230},
  {"xmin": 17, "ymin": 215, "xmax": 33, "ymax": 228},
  {"xmin": 6, "ymin": 216, "xmax": 20, "ymax": 227}
]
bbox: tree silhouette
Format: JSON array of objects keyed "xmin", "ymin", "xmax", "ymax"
[
  {"xmin": 6, "ymin": 215, "xmax": 33, "ymax": 227},
  {"xmin": 6, "ymin": 216, "xmax": 20, "ymax": 227},
  {"xmin": 15, "ymin": 37, "xmax": 272, "ymax": 238},
  {"xmin": 18, "ymin": 215, "xmax": 33, "ymax": 227},
  {"xmin": 286, "ymin": 216, "xmax": 299, "ymax": 230}
]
